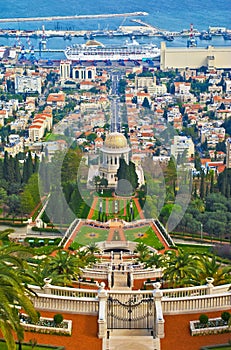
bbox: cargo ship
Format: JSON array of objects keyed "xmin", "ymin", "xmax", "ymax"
[{"xmin": 64, "ymin": 38, "xmax": 160, "ymax": 61}]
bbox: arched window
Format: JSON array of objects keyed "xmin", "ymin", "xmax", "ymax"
[
  {"xmin": 110, "ymin": 157, "xmax": 113, "ymax": 165},
  {"xmin": 88, "ymin": 70, "xmax": 92, "ymax": 79},
  {"xmin": 115, "ymin": 157, "xmax": 117, "ymax": 165},
  {"xmin": 75, "ymin": 70, "xmax": 79, "ymax": 79}
]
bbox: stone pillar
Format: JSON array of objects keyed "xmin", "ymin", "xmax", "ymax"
[
  {"xmin": 130, "ymin": 265, "xmax": 134, "ymax": 288},
  {"xmin": 97, "ymin": 282, "xmax": 108, "ymax": 339},
  {"xmin": 153, "ymin": 282, "xmax": 165, "ymax": 338},
  {"xmin": 120, "ymin": 251, "xmax": 123, "ymax": 261},
  {"xmin": 107, "ymin": 265, "xmax": 112, "ymax": 289},
  {"xmin": 43, "ymin": 278, "xmax": 52, "ymax": 294},
  {"xmin": 206, "ymin": 277, "xmax": 214, "ymax": 295}
]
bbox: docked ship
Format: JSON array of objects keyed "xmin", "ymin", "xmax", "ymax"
[{"xmin": 64, "ymin": 38, "xmax": 160, "ymax": 62}]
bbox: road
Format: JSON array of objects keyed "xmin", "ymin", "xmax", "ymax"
[{"xmin": 110, "ymin": 74, "xmax": 122, "ymax": 132}]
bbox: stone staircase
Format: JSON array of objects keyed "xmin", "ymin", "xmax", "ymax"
[
  {"xmin": 112, "ymin": 271, "xmax": 130, "ymax": 290},
  {"xmin": 105, "ymin": 329, "xmax": 160, "ymax": 350}
]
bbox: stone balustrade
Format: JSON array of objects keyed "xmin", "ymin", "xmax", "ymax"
[
  {"xmin": 81, "ymin": 270, "xmax": 108, "ymax": 280},
  {"xmin": 161, "ymin": 285, "xmax": 208, "ymax": 298},
  {"xmin": 29, "ymin": 281, "xmax": 231, "ymax": 319},
  {"xmin": 162, "ymin": 293, "xmax": 231, "ymax": 315},
  {"xmin": 60, "ymin": 218, "xmax": 80, "ymax": 248},
  {"xmin": 212, "ymin": 283, "xmax": 231, "ymax": 294},
  {"xmin": 133, "ymin": 268, "xmax": 163, "ymax": 280},
  {"xmin": 30, "ymin": 293, "xmax": 99, "ymax": 314},
  {"xmin": 31, "ymin": 282, "xmax": 98, "ymax": 298}
]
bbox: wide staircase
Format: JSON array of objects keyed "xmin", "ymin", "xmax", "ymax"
[
  {"xmin": 106, "ymin": 329, "xmax": 160, "ymax": 350},
  {"xmin": 111, "ymin": 253, "xmax": 131, "ymax": 290}
]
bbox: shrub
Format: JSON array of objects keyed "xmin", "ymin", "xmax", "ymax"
[
  {"xmin": 221, "ymin": 311, "xmax": 230, "ymax": 323},
  {"xmin": 36, "ymin": 311, "xmax": 41, "ymax": 320},
  {"xmin": 199, "ymin": 314, "xmax": 209, "ymax": 325},
  {"xmin": 53, "ymin": 314, "xmax": 63, "ymax": 325}
]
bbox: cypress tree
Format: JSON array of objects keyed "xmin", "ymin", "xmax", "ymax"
[
  {"xmin": 200, "ymin": 171, "xmax": 205, "ymax": 199},
  {"xmin": 14, "ymin": 155, "xmax": 21, "ymax": 183},
  {"xmin": 3, "ymin": 151, "xmax": 9, "ymax": 181},
  {"xmin": 116, "ymin": 157, "xmax": 128, "ymax": 195},
  {"xmin": 7, "ymin": 156, "xmax": 16, "ymax": 183},
  {"xmin": 210, "ymin": 171, "xmax": 214, "ymax": 193},
  {"xmin": 33, "ymin": 154, "xmax": 39, "ymax": 173},
  {"xmin": 129, "ymin": 161, "xmax": 139, "ymax": 191},
  {"xmin": 22, "ymin": 151, "xmax": 33, "ymax": 183},
  {"xmin": 27, "ymin": 151, "xmax": 33, "ymax": 179},
  {"xmin": 226, "ymin": 183, "xmax": 230, "ymax": 199}
]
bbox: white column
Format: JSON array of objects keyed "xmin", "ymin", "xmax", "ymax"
[
  {"xmin": 206, "ymin": 277, "xmax": 214, "ymax": 295},
  {"xmin": 107, "ymin": 265, "xmax": 112, "ymax": 289},
  {"xmin": 43, "ymin": 278, "xmax": 52, "ymax": 294},
  {"xmin": 97, "ymin": 282, "xmax": 107, "ymax": 339},
  {"xmin": 153, "ymin": 282, "xmax": 165, "ymax": 338}
]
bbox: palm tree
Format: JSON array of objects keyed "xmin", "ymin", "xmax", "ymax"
[
  {"xmin": 0, "ymin": 231, "xmax": 38, "ymax": 350},
  {"xmin": 47, "ymin": 250, "xmax": 83, "ymax": 286},
  {"xmin": 145, "ymin": 252, "xmax": 163, "ymax": 269},
  {"xmin": 162, "ymin": 249, "xmax": 198, "ymax": 288},
  {"xmin": 85, "ymin": 243, "xmax": 100, "ymax": 255},
  {"xmin": 193, "ymin": 254, "xmax": 231, "ymax": 286},
  {"xmin": 134, "ymin": 242, "xmax": 150, "ymax": 263}
]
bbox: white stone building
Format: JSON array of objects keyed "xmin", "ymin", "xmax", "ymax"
[
  {"xmin": 171, "ymin": 135, "xmax": 195, "ymax": 160},
  {"xmin": 99, "ymin": 132, "xmax": 130, "ymax": 187},
  {"xmin": 15, "ymin": 75, "xmax": 42, "ymax": 94}
]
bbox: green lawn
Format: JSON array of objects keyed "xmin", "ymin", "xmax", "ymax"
[
  {"xmin": 91, "ymin": 198, "xmax": 141, "ymax": 222},
  {"xmin": 125, "ymin": 226, "xmax": 164, "ymax": 250},
  {"xmin": 176, "ymin": 243, "xmax": 212, "ymax": 255},
  {"xmin": 0, "ymin": 341, "xmax": 63, "ymax": 350},
  {"xmin": 44, "ymin": 132, "xmax": 70, "ymax": 143},
  {"xmin": 201, "ymin": 346, "xmax": 231, "ymax": 350},
  {"xmin": 73, "ymin": 224, "xmax": 109, "ymax": 245}
]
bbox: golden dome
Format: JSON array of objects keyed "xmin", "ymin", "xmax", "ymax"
[{"xmin": 104, "ymin": 132, "xmax": 128, "ymax": 149}]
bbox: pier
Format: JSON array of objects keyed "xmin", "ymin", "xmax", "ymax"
[{"xmin": 0, "ymin": 12, "xmax": 148, "ymax": 23}]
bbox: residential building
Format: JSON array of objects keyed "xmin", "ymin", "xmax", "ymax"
[
  {"xmin": 15, "ymin": 75, "xmax": 42, "ymax": 94},
  {"xmin": 171, "ymin": 135, "xmax": 195, "ymax": 160}
]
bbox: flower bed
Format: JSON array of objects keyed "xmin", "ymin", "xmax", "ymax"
[
  {"xmin": 190, "ymin": 317, "xmax": 231, "ymax": 336},
  {"xmin": 20, "ymin": 314, "xmax": 72, "ymax": 336}
]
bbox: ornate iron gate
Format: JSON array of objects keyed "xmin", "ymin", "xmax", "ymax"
[{"xmin": 107, "ymin": 296, "xmax": 154, "ymax": 330}]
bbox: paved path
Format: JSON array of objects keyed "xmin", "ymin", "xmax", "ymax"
[
  {"xmin": 133, "ymin": 198, "xmax": 145, "ymax": 219},
  {"xmin": 64, "ymin": 221, "xmax": 83, "ymax": 250},
  {"xmin": 150, "ymin": 221, "xmax": 170, "ymax": 253},
  {"xmin": 87, "ymin": 197, "xmax": 98, "ymax": 220}
]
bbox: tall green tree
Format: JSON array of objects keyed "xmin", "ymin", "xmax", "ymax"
[
  {"xmin": 20, "ymin": 190, "xmax": 35, "ymax": 215},
  {"xmin": 47, "ymin": 250, "xmax": 82, "ymax": 286},
  {"xmin": 22, "ymin": 151, "xmax": 33, "ymax": 183},
  {"xmin": 14, "ymin": 155, "xmax": 21, "ymax": 184},
  {"xmin": 0, "ymin": 231, "xmax": 38, "ymax": 349},
  {"xmin": 129, "ymin": 161, "xmax": 139, "ymax": 190}
]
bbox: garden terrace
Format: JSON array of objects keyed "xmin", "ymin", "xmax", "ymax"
[{"xmin": 20, "ymin": 280, "xmax": 231, "ymax": 350}]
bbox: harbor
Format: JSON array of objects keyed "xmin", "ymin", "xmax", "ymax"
[
  {"xmin": 0, "ymin": 24, "xmax": 230, "ymax": 40},
  {"xmin": 0, "ymin": 12, "xmax": 230, "ymax": 63}
]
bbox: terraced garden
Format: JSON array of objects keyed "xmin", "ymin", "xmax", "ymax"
[
  {"xmin": 72, "ymin": 225, "xmax": 109, "ymax": 245},
  {"xmin": 90, "ymin": 197, "xmax": 141, "ymax": 221},
  {"xmin": 125, "ymin": 225, "xmax": 164, "ymax": 250}
]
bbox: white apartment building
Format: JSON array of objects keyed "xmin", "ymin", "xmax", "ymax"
[
  {"xmin": 171, "ymin": 135, "xmax": 195, "ymax": 160},
  {"xmin": 15, "ymin": 75, "xmax": 42, "ymax": 94}
]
